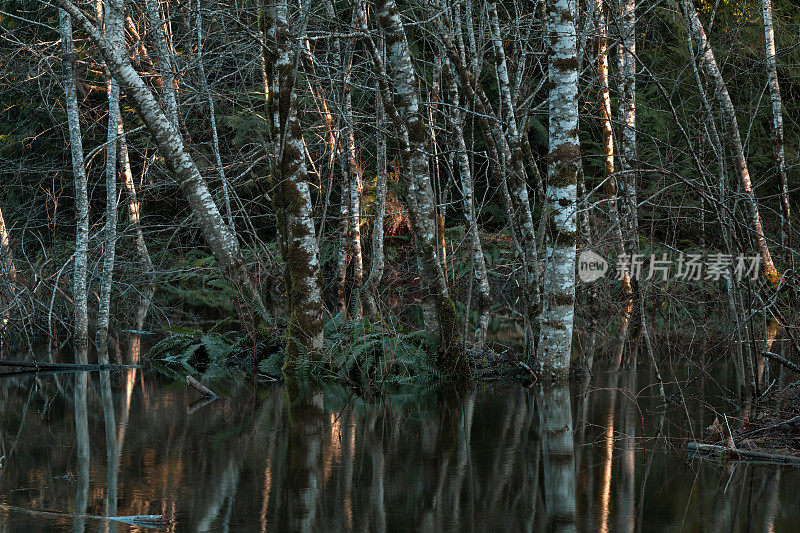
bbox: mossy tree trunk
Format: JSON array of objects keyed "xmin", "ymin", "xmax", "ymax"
[
  {"xmin": 264, "ymin": 0, "xmax": 325, "ymax": 368},
  {"xmin": 536, "ymin": 0, "xmax": 581, "ymax": 381}
]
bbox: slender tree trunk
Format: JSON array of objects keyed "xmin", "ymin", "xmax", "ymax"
[
  {"xmin": 146, "ymin": 0, "xmax": 179, "ymax": 128},
  {"xmin": 536, "ymin": 0, "xmax": 581, "ymax": 380},
  {"xmin": 59, "ymin": 9, "xmax": 90, "ymax": 352},
  {"xmin": 368, "ymin": 0, "xmax": 466, "ymax": 376},
  {"xmin": 264, "ymin": 0, "xmax": 324, "ymax": 366},
  {"xmin": 598, "ymin": 0, "xmax": 634, "ymax": 321},
  {"xmin": 118, "ymin": 118, "xmax": 154, "ymax": 276},
  {"xmin": 762, "ymin": 0, "xmax": 790, "ymax": 262},
  {"xmin": 681, "ymin": 0, "xmax": 780, "ymax": 287},
  {"xmin": 0, "ymin": 205, "xmax": 16, "ymax": 334},
  {"xmin": 54, "ymin": 0, "xmax": 269, "ymax": 326},
  {"xmin": 196, "ymin": 0, "xmax": 235, "ymax": 233},
  {"xmin": 362, "ymin": 53, "xmax": 388, "ymax": 317},
  {"xmin": 96, "ymin": 0, "xmax": 124, "ymax": 363},
  {"xmin": 442, "ymin": 56, "xmax": 491, "ymax": 343},
  {"xmin": 343, "ymin": 39, "xmax": 363, "ymax": 317}
]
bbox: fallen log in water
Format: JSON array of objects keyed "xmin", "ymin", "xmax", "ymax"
[
  {"xmin": 186, "ymin": 375, "xmax": 219, "ymax": 398},
  {"xmin": 0, "ymin": 504, "xmax": 170, "ymax": 529},
  {"xmin": 687, "ymin": 442, "xmax": 800, "ymax": 465}
]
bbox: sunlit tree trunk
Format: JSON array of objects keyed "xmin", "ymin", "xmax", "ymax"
[
  {"xmin": 59, "ymin": 9, "xmax": 90, "ymax": 353},
  {"xmin": 536, "ymin": 0, "xmax": 580, "ymax": 380},
  {"xmin": 361, "ymin": 0, "xmax": 466, "ymax": 376},
  {"xmin": 761, "ymin": 0, "xmax": 790, "ymax": 261},
  {"xmin": 442, "ymin": 56, "xmax": 490, "ymax": 343},
  {"xmin": 264, "ymin": 0, "xmax": 325, "ymax": 366},
  {"xmin": 681, "ymin": 0, "xmax": 780, "ymax": 288},
  {"xmin": 54, "ymin": 0, "xmax": 269, "ymax": 327},
  {"xmin": 118, "ymin": 118, "xmax": 154, "ymax": 277},
  {"xmin": 597, "ymin": 0, "xmax": 634, "ymax": 326},
  {"xmin": 97, "ymin": 0, "xmax": 124, "ymax": 363}
]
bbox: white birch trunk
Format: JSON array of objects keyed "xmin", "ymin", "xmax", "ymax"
[
  {"xmin": 617, "ymin": 0, "xmax": 638, "ymax": 266},
  {"xmin": 59, "ymin": 9, "xmax": 90, "ymax": 351},
  {"xmin": 96, "ymin": 0, "xmax": 124, "ymax": 363},
  {"xmin": 762, "ymin": 0, "xmax": 790, "ymax": 257},
  {"xmin": 536, "ymin": 0, "xmax": 580, "ymax": 380},
  {"xmin": 145, "ymin": 0, "xmax": 179, "ymax": 128}
]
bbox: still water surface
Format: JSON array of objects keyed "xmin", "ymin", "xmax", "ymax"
[{"xmin": 0, "ymin": 361, "xmax": 796, "ymax": 531}]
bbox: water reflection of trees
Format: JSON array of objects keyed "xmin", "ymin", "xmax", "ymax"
[{"xmin": 0, "ymin": 361, "xmax": 795, "ymax": 531}]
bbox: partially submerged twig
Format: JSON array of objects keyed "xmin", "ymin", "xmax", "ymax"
[{"xmin": 186, "ymin": 375, "xmax": 219, "ymax": 398}]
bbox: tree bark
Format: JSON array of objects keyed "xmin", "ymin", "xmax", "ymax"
[
  {"xmin": 59, "ymin": 8, "xmax": 90, "ymax": 352},
  {"xmin": 264, "ymin": 0, "xmax": 325, "ymax": 366},
  {"xmin": 761, "ymin": 0, "xmax": 790, "ymax": 261},
  {"xmin": 96, "ymin": 0, "xmax": 124, "ymax": 363},
  {"xmin": 145, "ymin": 0, "xmax": 179, "ymax": 128},
  {"xmin": 536, "ymin": 0, "xmax": 581, "ymax": 380}
]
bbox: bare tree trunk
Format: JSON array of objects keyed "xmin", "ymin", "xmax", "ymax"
[
  {"xmin": 762, "ymin": 0, "xmax": 791, "ymax": 262},
  {"xmin": 146, "ymin": 0, "xmax": 179, "ymax": 128},
  {"xmin": 362, "ymin": 53, "xmax": 388, "ymax": 317},
  {"xmin": 264, "ymin": 0, "xmax": 324, "ymax": 366},
  {"xmin": 536, "ymin": 0, "xmax": 580, "ymax": 380},
  {"xmin": 196, "ymin": 0, "xmax": 235, "ymax": 233},
  {"xmin": 54, "ymin": 0, "xmax": 268, "ymax": 326},
  {"xmin": 598, "ymin": 0, "xmax": 633, "ymax": 321},
  {"xmin": 0, "ymin": 205, "xmax": 16, "ymax": 334},
  {"xmin": 96, "ymin": 0, "xmax": 124, "ymax": 363},
  {"xmin": 59, "ymin": 8, "xmax": 90, "ymax": 352},
  {"xmin": 442, "ymin": 56, "xmax": 491, "ymax": 343},
  {"xmin": 681, "ymin": 0, "xmax": 780, "ymax": 287},
  {"xmin": 364, "ymin": 0, "xmax": 466, "ymax": 376}
]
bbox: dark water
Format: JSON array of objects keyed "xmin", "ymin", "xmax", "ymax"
[{"xmin": 0, "ymin": 358, "xmax": 796, "ymax": 531}]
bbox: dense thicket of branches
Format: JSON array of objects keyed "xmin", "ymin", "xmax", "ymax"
[{"xmin": 1, "ymin": 0, "xmax": 799, "ymax": 385}]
